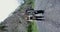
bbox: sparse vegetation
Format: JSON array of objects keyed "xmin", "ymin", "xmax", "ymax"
[
  {"xmin": 20, "ymin": 0, "xmax": 35, "ymax": 11},
  {"xmin": 24, "ymin": 0, "xmax": 35, "ymax": 8}
]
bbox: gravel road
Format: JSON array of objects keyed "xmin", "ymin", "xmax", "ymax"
[{"xmin": 34, "ymin": 0, "xmax": 60, "ymax": 32}]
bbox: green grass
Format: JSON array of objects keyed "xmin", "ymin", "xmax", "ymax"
[
  {"xmin": 32, "ymin": 20, "xmax": 38, "ymax": 32},
  {"xmin": 27, "ymin": 22, "xmax": 32, "ymax": 32},
  {"xmin": 31, "ymin": 0, "xmax": 35, "ymax": 9},
  {"xmin": 27, "ymin": 20, "xmax": 38, "ymax": 32}
]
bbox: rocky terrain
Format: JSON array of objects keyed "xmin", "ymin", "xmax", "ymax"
[{"xmin": 0, "ymin": 0, "xmax": 33, "ymax": 32}]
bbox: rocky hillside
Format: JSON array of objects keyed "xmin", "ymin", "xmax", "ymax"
[{"xmin": 0, "ymin": 0, "xmax": 34, "ymax": 32}]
